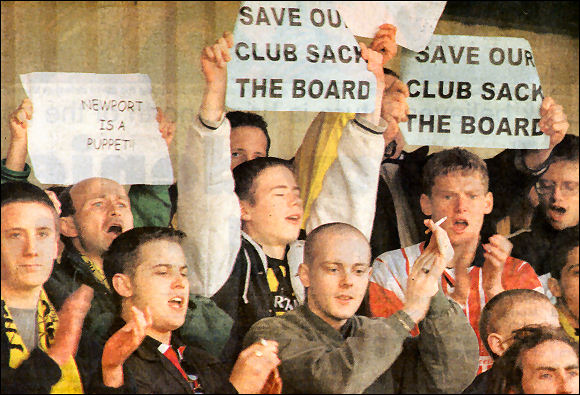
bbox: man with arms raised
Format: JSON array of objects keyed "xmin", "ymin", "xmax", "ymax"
[
  {"xmin": 369, "ymin": 148, "xmax": 544, "ymax": 373},
  {"xmin": 177, "ymin": 31, "xmax": 392, "ymax": 366},
  {"xmin": 244, "ymin": 221, "xmax": 479, "ymax": 393}
]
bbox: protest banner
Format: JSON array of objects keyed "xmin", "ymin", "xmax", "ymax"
[
  {"xmin": 399, "ymin": 35, "xmax": 549, "ymax": 149},
  {"xmin": 334, "ymin": 1, "xmax": 446, "ymax": 52},
  {"xmin": 226, "ymin": 1, "xmax": 377, "ymax": 113},
  {"xmin": 19, "ymin": 72, "xmax": 173, "ymax": 185}
]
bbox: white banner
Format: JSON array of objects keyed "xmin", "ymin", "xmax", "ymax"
[
  {"xmin": 20, "ymin": 72, "xmax": 173, "ymax": 185},
  {"xmin": 226, "ymin": 1, "xmax": 377, "ymax": 113},
  {"xmin": 334, "ymin": 1, "xmax": 446, "ymax": 52},
  {"xmin": 400, "ymin": 35, "xmax": 549, "ymax": 149}
]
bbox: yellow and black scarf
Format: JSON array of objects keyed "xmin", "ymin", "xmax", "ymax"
[{"xmin": 2, "ymin": 289, "xmax": 83, "ymax": 393}]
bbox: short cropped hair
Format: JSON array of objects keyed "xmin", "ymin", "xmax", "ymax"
[
  {"xmin": 550, "ymin": 134, "xmax": 579, "ymax": 165},
  {"xmin": 304, "ymin": 222, "xmax": 370, "ymax": 267},
  {"xmin": 422, "ymin": 148, "xmax": 489, "ymax": 196},
  {"xmin": 103, "ymin": 227, "xmax": 186, "ymax": 304},
  {"xmin": 233, "ymin": 157, "xmax": 294, "ymax": 205},
  {"xmin": 479, "ymin": 289, "xmax": 552, "ymax": 360},
  {"xmin": 549, "ymin": 233, "xmax": 579, "ymax": 280},
  {"xmin": 226, "ymin": 111, "xmax": 271, "ymax": 155},
  {"xmin": 1, "ymin": 181, "xmax": 58, "ymax": 216},
  {"xmin": 488, "ymin": 325, "xmax": 578, "ymax": 394}
]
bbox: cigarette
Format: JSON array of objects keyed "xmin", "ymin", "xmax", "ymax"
[{"xmin": 425, "ymin": 216, "xmax": 447, "ymax": 234}]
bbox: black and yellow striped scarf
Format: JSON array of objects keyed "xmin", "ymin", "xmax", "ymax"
[{"xmin": 2, "ymin": 289, "xmax": 83, "ymax": 393}]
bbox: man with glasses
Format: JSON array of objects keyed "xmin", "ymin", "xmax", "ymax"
[{"xmin": 511, "ymin": 134, "xmax": 579, "ymax": 294}]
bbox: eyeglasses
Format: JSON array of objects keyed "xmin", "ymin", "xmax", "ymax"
[{"xmin": 535, "ymin": 179, "xmax": 579, "ymax": 197}]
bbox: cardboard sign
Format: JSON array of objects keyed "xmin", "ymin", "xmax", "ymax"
[
  {"xmin": 226, "ymin": 1, "xmax": 377, "ymax": 113},
  {"xmin": 19, "ymin": 72, "xmax": 173, "ymax": 185},
  {"xmin": 334, "ymin": 1, "xmax": 446, "ymax": 52},
  {"xmin": 400, "ymin": 35, "xmax": 549, "ymax": 149}
]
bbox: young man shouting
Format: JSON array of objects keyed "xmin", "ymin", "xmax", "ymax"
[
  {"xmin": 100, "ymin": 226, "xmax": 281, "ymax": 393},
  {"xmin": 369, "ymin": 148, "xmax": 544, "ymax": 373}
]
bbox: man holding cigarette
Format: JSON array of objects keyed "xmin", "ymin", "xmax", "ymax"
[
  {"xmin": 368, "ymin": 148, "xmax": 543, "ymax": 374},
  {"xmin": 244, "ymin": 221, "xmax": 479, "ymax": 394}
]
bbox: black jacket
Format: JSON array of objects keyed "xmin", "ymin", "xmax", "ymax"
[
  {"xmin": 511, "ymin": 210, "xmax": 580, "ymax": 276},
  {"xmin": 106, "ymin": 319, "xmax": 236, "ymax": 394}
]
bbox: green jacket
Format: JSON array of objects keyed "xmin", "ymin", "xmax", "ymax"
[{"xmin": 244, "ymin": 290, "xmax": 479, "ymax": 394}]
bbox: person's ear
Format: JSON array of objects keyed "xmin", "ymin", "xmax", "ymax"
[
  {"xmin": 483, "ymin": 191, "xmax": 493, "ymax": 214},
  {"xmin": 548, "ymin": 277, "xmax": 562, "ymax": 298},
  {"xmin": 298, "ymin": 263, "xmax": 310, "ymax": 288},
  {"xmin": 239, "ymin": 200, "xmax": 252, "ymax": 222},
  {"xmin": 420, "ymin": 193, "xmax": 432, "ymax": 216},
  {"xmin": 59, "ymin": 216, "xmax": 79, "ymax": 238},
  {"xmin": 488, "ymin": 333, "xmax": 508, "ymax": 357},
  {"xmin": 112, "ymin": 273, "xmax": 133, "ymax": 298}
]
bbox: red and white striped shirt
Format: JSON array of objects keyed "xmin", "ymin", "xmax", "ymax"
[{"xmin": 369, "ymin": 241, "xmax": 543, "ymax": 374}]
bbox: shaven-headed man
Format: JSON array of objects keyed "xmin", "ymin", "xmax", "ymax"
[{"xmin": 244, "ymin": 222, "xmax": 479, "ymax": 394}]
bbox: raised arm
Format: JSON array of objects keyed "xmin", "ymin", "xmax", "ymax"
[
  {"xmin": 306, "ymin": 41, "xmax": 389, "ymax": 240},
  {"xmin": 176, "ymin": 32, "xmax": 242, "ymax": 297},
  {"xmin": 522, "ymin": 96, "xmax": 569, "ymax": 170},
  {"xmin": 396, "ymin": 220, "xmax": 479, "ymax": 393},
  {"xmin": 2, "ymin": 99, "xmax": 33, "ymax": 183}
]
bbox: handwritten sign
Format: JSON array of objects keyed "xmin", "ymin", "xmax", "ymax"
[
  {"xmin": 334, "ymin": 1, "xmax": 446, "ymax": 52},
  {"xmin": 399, "ymin": 35, "xmax": 549, "ymax": 149},
  {"xmin": 19, "ymin": 72, "xmax": 173, "ymax": 185},
  {"xmin": 226, "ymin": 1, "xmax": 377, "ymax": 113}
]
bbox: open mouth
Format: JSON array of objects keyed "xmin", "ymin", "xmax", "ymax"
[
  {"xmin": 452, "ymin": 219, "xmax": 468, "ymax": 232},
  {"xmin": 107, "ymin": 225, "xmax": 123, "ymax": 235},
  {"xmin": 549, "ymin": 205, "xmax": 567, "ymax": 215},
  {"xmin": 168, "ymin": 296, "xmax": 184, "ymax": 309}
]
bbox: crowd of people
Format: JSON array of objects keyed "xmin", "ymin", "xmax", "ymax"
[{"xmin": 1, "ymin": 23, "xmax": 578, "ymax": 394}]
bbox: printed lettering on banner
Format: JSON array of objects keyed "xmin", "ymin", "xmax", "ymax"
[
  {"xmin": 226, "ymin": 1, "xmax": 377, "ymax": 113},
  {"xmin": 400, "ymin": 35, "xmax": 548, "ymax": 149},
  {"xmin": 19, "ymin": 72, "xmax": 173, "ymax": 185}
]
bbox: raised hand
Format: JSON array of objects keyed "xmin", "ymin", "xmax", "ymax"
[
  {"xmin": 47, "ymin": 285, "xmax": 94, "ymax": 366},
  {"xmin": 481, "ymin": 234, "xmax": 512, "ymax": 300},
  {"xmin": 539, "ymin": 96, "xmax": 569, "ymax": 149},
  {"xmin": 382, "ymin": 75, "xmax": 410, "ymax": 123},
  {"xmin": 230, "ymin": 339, "xmax": 281, "ymax": 394},
  {"xmin": 403, "ymin": 219, "xmax": 453, "ymax": 323},
  {"xmin": 370, "ymin": 23, "xmax": 398, "ymax": 65},
  {"xmin": 200, "ymin": 31, "xmax": 234, "ymax": 124},
  {"xmin": 6, "ymin": 98, "xmax": 33, "ymax": 172},
  {"xmin": 201, "ymin": 31, "xmax": 234, "ymax": 86},
  {"xmin": 101, "ymin": 306, "xmax": 153, "ymax": 388}
]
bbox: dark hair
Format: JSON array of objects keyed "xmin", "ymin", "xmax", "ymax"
[
  {"xmin": 57, "ymin": 185, "xmax": 75, "ymax": 217},
  {"xmin": 422, "ymin": 148, "xmax": 489, "ymax": 196},
  {"xmin": 226, "ymin": 111, "xmax": 271, "ymax": 155},
  {"xmin": 549, "ymin": 233, "xmax": 579, "ymax": 280},
  {"xmin": 103, "ymin": 227, "xmax": 186, "ymax": 305},
  {"xmin": 488, "ymin": 325, "xmax": 578, "ymax": 394},
  {"xmin": 233, "ymin": 156, "xmax": 294, "ymax": 205},
  {"xmin": 550, "ymin": 134, "xmax": 579, "ymax": 165},
  {"xmin": 1, "ymin": 181, "xmax": 58, "ymax": 216},
  {"xmin": 479, "ymin": 289, "xmax": 553, "ymax": 360}
]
